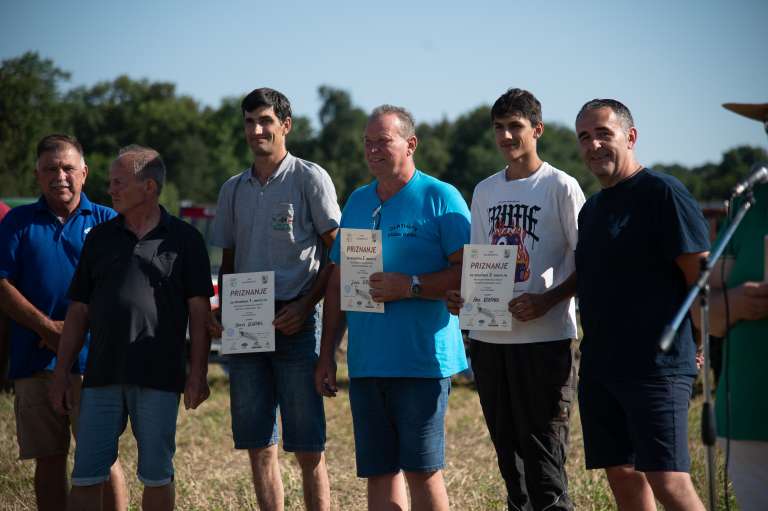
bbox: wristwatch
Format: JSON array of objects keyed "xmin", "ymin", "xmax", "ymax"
[{"xmin": 410, "ymin": 275, "xmax": 422, "ymax": 297}]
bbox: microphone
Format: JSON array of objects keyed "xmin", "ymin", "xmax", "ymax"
[{"xmin": 732, "ymin": 164, "xmax": 768, "ymax": 196}]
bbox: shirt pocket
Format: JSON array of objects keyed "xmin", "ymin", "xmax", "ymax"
[
  {"xmin": 270, "ymin": 202, "xmax": 295, "ymax": 243},
  {"xmin": 148, "ymin": 251, "xmax": 178, "ymax": 287}
]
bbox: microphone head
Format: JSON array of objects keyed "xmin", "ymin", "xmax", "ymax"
[{"xmin": 732, "ymin": 164, "xmax": 768, "ymax": 196}]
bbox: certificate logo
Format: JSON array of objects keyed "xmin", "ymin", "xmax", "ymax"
[{"xmin": 261, "ymin": 274, "xmax": 269, "ymax": 285}]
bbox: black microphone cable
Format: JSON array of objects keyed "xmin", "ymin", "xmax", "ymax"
[{"xmin": 720, "ymin": 198, "xmax": 733, "ymax": 511}]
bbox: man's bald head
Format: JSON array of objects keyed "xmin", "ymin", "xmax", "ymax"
[{"xmin": 114, "ymin": 144, "xmax": 166, "ymax": 196}]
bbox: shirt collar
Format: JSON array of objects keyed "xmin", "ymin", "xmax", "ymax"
[
  {"xmin": 115, "ymin": 205, "xmax": 171, "ymax": 233},
  {"xmin": 34, "ymin": 193, "xmax": 93, "ymax": 215},
  {"xmin": 246, "ymin": 152, "xmax": 294, "ymax": 184}
]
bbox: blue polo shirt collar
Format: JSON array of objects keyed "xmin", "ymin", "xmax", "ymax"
[{"xmin": 34, "ymin": 193, "xmax": 95, "ymax": 217}]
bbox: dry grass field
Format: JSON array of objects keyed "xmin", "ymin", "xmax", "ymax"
[{"xmin": 0, "ymin": 346, "xmax": 739, "ymax": 510}]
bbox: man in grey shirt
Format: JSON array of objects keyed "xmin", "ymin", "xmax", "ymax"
[{"xmin": 210, "ymin": 88, "xmax": 340, "ymax": 511}]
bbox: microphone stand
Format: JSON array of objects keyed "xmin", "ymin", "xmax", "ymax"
[{"xmin": 658, "ymin": 189, "xmax": 756, "ymax": 511}]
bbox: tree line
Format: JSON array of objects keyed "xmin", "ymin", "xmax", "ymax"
[{"xmin": 2, "ymin": 52, "xmax": 765, "ymax": 212}]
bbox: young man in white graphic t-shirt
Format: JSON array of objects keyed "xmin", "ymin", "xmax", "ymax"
[{"xmin": 447, "ymin": 88, "xmax": 585, "ymax": 510}]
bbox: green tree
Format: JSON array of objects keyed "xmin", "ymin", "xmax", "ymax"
[
  {"xmin": 538, "ymin": 123, "xmax": 598, "ymax": 196},
  {"xmin": 438, "ymin": 106, "xmax": 504, "ymax": 202},
  {"xmin": 0, "ymin": 52, "xmax": 71, "ymax": 196},
  {"xmin": 312, "ymin": 86, "xmax": 369, "ymax": 204},
  {"xmin": 415, "ymin": 119, "xmax": 453, "ymax": 180},
  {"xmin": 66, "ymin": 76, "xmax": 237, "ymax": 203}
]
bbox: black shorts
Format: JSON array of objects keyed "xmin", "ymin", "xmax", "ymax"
[{"xmin": 577, "ymin": 374, "xmax": 694, "ymax": 472}]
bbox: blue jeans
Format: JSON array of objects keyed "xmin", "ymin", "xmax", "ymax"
[
  {"xmin": 349, "ymin": 377, "xmax": 451, "ymax": 477},
  {"xmin": 227, "ymin": 316, "xmax": 325, "ymax": 452},
  {"xmin": 72, "ymin": 385, "xmax": 179, "ymax": 487}
]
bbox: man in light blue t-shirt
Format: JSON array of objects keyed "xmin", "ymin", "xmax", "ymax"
[{"xmin": 315, "ymin": 105, "xmax": 470, "ymax": 510}]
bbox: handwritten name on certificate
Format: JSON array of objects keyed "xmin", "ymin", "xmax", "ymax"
[
  {"xmin": 221, "ymin": 271, "xmax": 275, "ymax": 354},
  {"xmin": 341, "ymin": 228, "xmax": 384, "ymax": 313},
  {"xmin": 460, "ymin": 244, "xmax": 517, "ymax": 331}
]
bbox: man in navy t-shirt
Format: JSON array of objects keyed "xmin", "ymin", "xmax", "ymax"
[
  {"xmin": 0, "ymin": 135, "xmax": 126, "ymax": 510},
  {"xmin": 574, "ymin": 100, "xmax": 708, "ymax": 510}
]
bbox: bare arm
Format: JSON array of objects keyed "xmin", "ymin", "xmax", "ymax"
[
  {"xmin": 274, "ymin": 228, "xmax": 339, "ymax": 335},
  {"xmin": 303, "ymin": 229, "xmax": 339, "ymax": 307},
  {"xmin": 508, "ymin": 271, "xmax": 578, "ymax": 322},
  {"xmin": 185, "ymin": 295, "xmax": 211, "ymax": 410},
  {"xmin": 314, "ymin": 264, "xmax": 346, "ymax": 397},
  {"xmin": 369, "ymin": 248, "xmax": 464, "ymax": 303},
  {"xmin": 208, "ymin": 248, "xmax": 235, "ymax": 338},
  {"xmin": 49, "ymin": 301, "xmax": 89, "ymax": 414},
  {"xmin": 693, "ymin": 257, "xmax": 768, "ymax": 337},
  {"xmin": 0, "ymin": 278, "xmax": 63, "ymax": 352},
  {"xmin": 676, "ymin": 251, "xmax": 709, "ymax": 347},
  {"xmin": 217, "ymin": 248, "xmax": 235, "ymax": 310}
]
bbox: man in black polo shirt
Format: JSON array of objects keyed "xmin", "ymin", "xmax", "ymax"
[
  {"xmin": 574, "ymin": 99, "xmax": 707, "ymax": 511},
  {"xmin": 50, "ymin": 145, "xmax": 213, "ymax": 511}
]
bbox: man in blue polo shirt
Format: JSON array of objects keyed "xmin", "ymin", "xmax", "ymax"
[
  {"xmin": 315, "ymin": 105, "xmax": 470, "ymax": 510},
  {"xmin": 0, "ymin": 135, "xmax": 126, "ymax": 511}
]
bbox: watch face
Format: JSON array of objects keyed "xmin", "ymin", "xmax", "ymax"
[{"xmin": 411, "ymin": 276, "xmax": 422, "ymax": 296}]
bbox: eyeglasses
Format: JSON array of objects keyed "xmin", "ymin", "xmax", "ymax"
[{"xmin": 371, "ymin": 204, "xmax": 382, "ymax": 231}]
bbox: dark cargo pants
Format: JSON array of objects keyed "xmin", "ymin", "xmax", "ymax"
[{"xmin": 471, "ymin": 339, "xmax": 575, "ymax": 511}]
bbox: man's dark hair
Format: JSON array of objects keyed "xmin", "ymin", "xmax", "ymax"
[
  {"xmin": 490, "ymin": 88, "xmax": 542, "ymax": 126},
  {"xmin": 241, "ymin": 88, "xmax": 292, "ymax": 121},
  {"xmin": 36, "ymin": 134, "xmax": 84, "ymax": 159},
  {"xmin": 576, "ymin": 98, "xmax": 635, "ymax": 133}
]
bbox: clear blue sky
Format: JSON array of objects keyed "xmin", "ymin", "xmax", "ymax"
[{"xmin": 1, "ymin": 0, "xmax": 766, "ymax": 168}]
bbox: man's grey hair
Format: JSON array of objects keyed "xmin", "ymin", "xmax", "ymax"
[
  {"xmin": 369, "ymin": 105, "xmax": 416, "ymax": 139},
  {"xmin": 576, "ymin": 98, "xmax": 635, "ymax": 134},
  {"xmin": 116, "ymin": 144, "xmax": 166, "ymax": 195}
]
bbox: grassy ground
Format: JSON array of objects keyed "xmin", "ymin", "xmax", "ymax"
[{"xmin": 0, "ymin": 349, "xmax": 739, "ymax": 510}]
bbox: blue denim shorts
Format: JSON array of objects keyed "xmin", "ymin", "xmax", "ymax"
[
  {"xmin": 349, "ymin": 377, "xmax": 451, "ymax": 477},
  {"xmin": 71, "ymin": 385, "xmax": 180, "ymax": 487},
  {"xmin": 578, "ymin": 374, "xmax": 694, "ymax": 472},
  {"xmin": 227, "ymin": 316, "xmax": 325, "ymax": 452}
]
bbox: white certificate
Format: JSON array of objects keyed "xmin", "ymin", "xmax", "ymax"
[
  {"xmin": 459, "ymin": 244, "xmax": 517, "ymax": 331},
  {"xmin": 340, "ymin": 228, "xmax": 384, "ymax": 313},
  {"xmin": 221, "ymin": 271, "xmax": 275, "ymax": 353}
]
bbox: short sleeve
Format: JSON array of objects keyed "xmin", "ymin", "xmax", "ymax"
[
  {"xmin": 0, "ymin": 210, "xmax": 22, "ymax": 281},
  {"xmin": 469, "ymin": 185, "xmax": 488, "ymax": 245},
  {"xmin": 182, "ymin": 226, "xmax": 215, "ymax": 299},
  {"xmin": 437, "ymin": 184, "xmax": 471, "ymax": 257},
  {"xmin": 67, "ymin": 235, "xmax": 95, "ymax": 304},
  {"xmin": 560, "ymin": 176, "xmax": 586, "ymax": 251},
  {"xmin": 210, "ymin": 174, "xmax": 240, "ymax": 249},
  {"xmin": 329, "ymin": 203, "xmax": 351, "ymax": 265},
  {"xmin": 661, "ymin": 178, "xmax": 710, "ymax": 260},
  {"xmin": 304, "ymin": 166, "xmax": 341, "ymax": 236}
]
